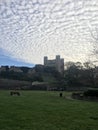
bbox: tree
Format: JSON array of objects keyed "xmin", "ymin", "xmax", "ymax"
[
  {"xmin": 88, "ymin": 25, "xmax": 98, "ymax": 60},
  {"xmin": 83, "ymin": 61, "xmax": 96, "ymax": 87},
  {"xmin": 64, "ymin": 62, "xmax": 83, "ymax": 86},
  {"xmin": 20, "ymin": 67, "xmax": 30, "ymax": 73}
]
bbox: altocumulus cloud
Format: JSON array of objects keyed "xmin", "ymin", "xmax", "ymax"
[{"xmin": 0, "ymin": 0, "xmax": 98, "ymax": 64}]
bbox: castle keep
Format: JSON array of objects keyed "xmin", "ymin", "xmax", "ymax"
[{"xmin": 44, "ymin": 55, "xmax": 64, "ymax": 74}]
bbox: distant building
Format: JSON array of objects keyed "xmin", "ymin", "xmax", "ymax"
[
  {"xmin": 9, "ymin": 66, "xmax": 23, "ymax": 73},
  {"xmin": 0, "ymin": 66, "xmax": 7, "ymax": 72},
  {"xmin": 44, "ymin": 55, "xmax": 64, "ymax": 74},
  {"xmin": 28, "ymin": 68, "xmax": 36, "ymax": 74}
]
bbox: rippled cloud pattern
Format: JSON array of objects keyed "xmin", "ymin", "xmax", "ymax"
[{"xmin": 0, "ymin": 0, "xmax": 98, "ymax": 64}]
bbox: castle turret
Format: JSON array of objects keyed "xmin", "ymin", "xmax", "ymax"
[
  {"xmin": 56, "ymin": 55, "xmax": 60, "ymax": 60},
  {"xmin": 44, "ymin": 56, "xmax": 48, "ymax": 65},
  {"xmin": 56, "ymin": 55, "xmax": 61, "ymax": 73}
]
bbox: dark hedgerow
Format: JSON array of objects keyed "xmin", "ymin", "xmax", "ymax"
[{"xmin": 84, "ymin": 89, "xmax": 98, "ymax": 97}]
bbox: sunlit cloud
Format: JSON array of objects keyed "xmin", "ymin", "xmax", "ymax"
[{"xmin": 0, "ymin": 0, "xmax": 98, "ymax": 64}]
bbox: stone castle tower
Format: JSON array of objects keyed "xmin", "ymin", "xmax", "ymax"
[{"xmin": 44, "ymin": 55, "xmax": 64, "ymax": 74}]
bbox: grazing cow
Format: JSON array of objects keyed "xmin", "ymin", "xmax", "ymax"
[
  {"xmin": 10, "ymin": 91, "xmax": 20, "ymax": 96},
  {"xmin": 59, "ymin": 92, "xmax": 63, "ymax": 97}
]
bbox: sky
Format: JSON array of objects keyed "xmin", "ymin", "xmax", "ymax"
[{"xmin": 0, "ymin": 0, "xmax": 98, "ymax": 66}]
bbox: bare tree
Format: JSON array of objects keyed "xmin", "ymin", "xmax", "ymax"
[
  {"xmin": 83, "ymin": 61, "xmax": 96, "ymax": 87},
  {"xmin": 88, "ymin": 25, "xmax": 98, "ymax": 58}
]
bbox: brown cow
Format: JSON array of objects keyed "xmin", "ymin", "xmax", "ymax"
[{"xmin": 10, "ymin": 91, "xmax": 20, "ymax": 96}]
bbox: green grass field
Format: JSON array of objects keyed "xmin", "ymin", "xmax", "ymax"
[{"xmin": 0, "ymin": 91, "xmax": 98, "ymax": 130}]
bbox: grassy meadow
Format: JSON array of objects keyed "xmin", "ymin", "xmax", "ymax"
[{"xmin": 0, "ymin": 91, "xmax": 98, "ymax": 130}]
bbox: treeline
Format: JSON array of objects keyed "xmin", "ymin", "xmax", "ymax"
[
  {"xmin": 0, "ymin": 67, "xmax": 42, "ymax": 82},
  {"xmin": 0, "ymin": 61, "xmax": 98, "ymax": 89},
  {"xmin": 0, "ymin": 65, "xmax": 62, "ymax": 82},
  {"xmin": 64, "ymin": 61, "xmax": 98, "ymax": 87}
]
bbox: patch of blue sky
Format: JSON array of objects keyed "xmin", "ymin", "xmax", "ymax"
[{"xmin": 0, "ymin": 49, "xmax": 34, "ymax": 67}]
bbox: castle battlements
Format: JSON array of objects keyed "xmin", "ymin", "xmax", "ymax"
[{"xmin": 44, "ymin": 55, "xmax": 64, "ymax": 74}]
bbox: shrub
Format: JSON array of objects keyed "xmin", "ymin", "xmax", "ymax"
[{"xmin": 83, "ymin": 89, "xmax": 98, "ymax": 97}]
